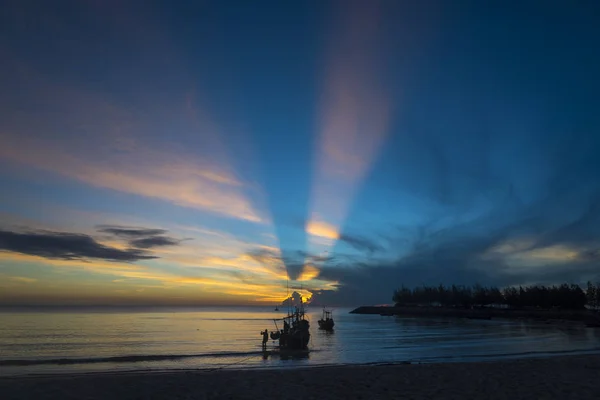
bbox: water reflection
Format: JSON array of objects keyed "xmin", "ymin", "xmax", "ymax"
[
  {"xmin": 318, "ymin": 329, "xmax": 335, "ymax": 336},
  {"xmin": 278, "ymin": 350, "xmax": 310, "ymax": 361},
  {"xmin": 257, "ymin": 349, "xmax": 310, "ymax": 362},
  {"xmin": 1, "ymin": 307, "xmax": 600, "ymax": 376}
]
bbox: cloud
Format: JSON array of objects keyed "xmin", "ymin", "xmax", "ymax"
[
  {"xmin": 236, "ymin": 248, "xmax": 289, "ymax": 280},
  {"xmin": 96, "ymin": 226, "xmax": 168, "ymax": 238},
  {"xmin": 0, "ymin": 49, "xmax": 265, "ymax": 223},
  {"xmin": 96, "ymin": 224, "xmax": 182, "ymax": 249},
  {"xmin": 297, "ymin": 264, "xmax": 320, "ymax": 281},
  {"xmin": 0, "ymin": 131, "xmax": 264, "ymax": 222},
  {"xmin": 306, "ymin": 80, "xmax": 600, "ymax": 306},
  {"xmin": 301, "ymin": 252, "xmax": 336, "ymax": 264},
  {"xmin": 240, "ymin": 246, "xmax": 339, "ymax": 285},
  {"xmin": 309, "ymin": 191, "xmax": 600, "ymax": 306},
  {"xmin": 8, "ymin": 276, "xmax": 37, "ymax": 283},
  {"xmin": 280, "ymin": 291, "xmax": 307, "ymax": 307},
  {"xmin": 308, "ymin": 123, "xmax": 600, "ymax": 305},
  {"xmin": 129, "ymin": 236, "xmax": 180, "ymax": 249},
  {"xmin": 306, "ymin": 219, "xmax": 339, "ymax": 240},
  {"xmin": 338, "ymin": 233, "xmax": 384, "ymax": 254},
  {"xmin": 0, "ymin": 248, "xmax": 299, "ymax": 304},
  {"xmin": 0, "ymin": 229, "xmax": 157, "ymax": 262}
]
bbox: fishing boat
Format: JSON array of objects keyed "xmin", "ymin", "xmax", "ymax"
[
  {"xmin": 270, "ymin": 300, "xmax": 310, "ymax": 350},
  {"xmin": 274, "ymin": 306, "xmax": 279, "ymax": 311},
  {"xmin": 317, "ymin": 308, "xmax": 334, "ymax": 331}
]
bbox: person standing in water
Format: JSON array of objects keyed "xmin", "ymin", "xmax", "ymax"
[{"xmin": 261, "ymin": 329, "xmax": 268, "ymax": 349}]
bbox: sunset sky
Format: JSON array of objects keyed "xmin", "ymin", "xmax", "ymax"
[{"xmin": 1, "ymin": 0, "xmax": 599, "ymax": 306}]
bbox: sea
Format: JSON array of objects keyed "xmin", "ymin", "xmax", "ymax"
[{"xmin": 2, "ymin": 306, "xmax": 600, "ymax": 377}]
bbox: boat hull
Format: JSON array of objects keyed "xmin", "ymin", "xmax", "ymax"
[
  {"xmin": 318, "ymin": 319, "xmax": 335, "ymax": 330},
  {"xmin": 279, "ymin": 331, "xmax": 310, "ymax": 350}
]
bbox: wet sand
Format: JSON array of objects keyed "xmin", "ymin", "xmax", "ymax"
[{"xmin": 2, "ymin": 354, "xmax": 600, "ymax": 399}]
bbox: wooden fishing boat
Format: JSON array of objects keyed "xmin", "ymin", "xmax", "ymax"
[
  {"xmin": 318, "ymin": 309, "xmax": 334, "ymax": 331},
  {"xmin": 271, "ymin": 301, "xmax": 310, "ymax": 350}
]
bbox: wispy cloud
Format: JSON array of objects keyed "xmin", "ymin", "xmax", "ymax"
[
  {"xmin": 0, "ymin": 131, "xmax": 263, "ymax": 222},
  {"xmin": 8, "ymin": 276, "xmax": 37, "ymax": 283},
  {"xmin": 96, "ymin": 226, "xmax": 168, "ymax": 238},
  {"xmin": 0, "ymin": 41, "xmax": 265, "ymax": 223},
  {"xmin": 0, "ymin": 219, "xmax": 319, "ymax": 303},
  {"xmin": 338, "ymin": 233, "xmax": 384, "ymax": 254}
]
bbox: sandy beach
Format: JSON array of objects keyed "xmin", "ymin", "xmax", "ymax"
[{"xmin": 2, "ymin": 355, "xmax": 600, "ymax": 399}]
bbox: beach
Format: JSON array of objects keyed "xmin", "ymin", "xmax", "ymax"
[{"xmin": 2, "ymin": 354, "xmax": 600, "ymax": 399}]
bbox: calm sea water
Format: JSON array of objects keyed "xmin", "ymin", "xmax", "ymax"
[{"xmin": 2, "ymin": 306, "xmax": 600, "ymax": 376}]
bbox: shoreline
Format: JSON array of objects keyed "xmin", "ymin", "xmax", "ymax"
[
  {"xmin": 2, "ymin": 354, "xmax": 600, "ymax": 399},
  {"xmin": 4, "ymin": 347, "xmax": 600, "ymax": 378},
  {"xmin": 351, "ymin": 305, "xmax": 600, "ymax": 324}
]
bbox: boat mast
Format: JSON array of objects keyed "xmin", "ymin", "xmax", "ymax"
[{"xmin": 300, "ymin": 283, "xmax": 303, "ymax": 312}]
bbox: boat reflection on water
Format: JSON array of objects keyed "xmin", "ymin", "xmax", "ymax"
[
  {"xmin": 260, "ymin": 349, "xmax": 310, "ymax": 361},
  {"xmin": 278, "ymin": 349, "xmax": 310, "ymax": 361}
]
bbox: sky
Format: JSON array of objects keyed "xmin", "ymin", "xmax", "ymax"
[{"xmin": 1, "ymin": 0, "xmax": 599, "ymax": 306}]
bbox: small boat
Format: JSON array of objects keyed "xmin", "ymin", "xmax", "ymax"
[
  {"xmin": 270, "ymin": 330, "xmax": 281, "ymax": 340},
  {"xmin": 274, "ymin": 306, "xmax": 279, "ymax": 311},
  {"xmin": 318, "ymin": 308, "xmax": 335, "ymax": 331}
]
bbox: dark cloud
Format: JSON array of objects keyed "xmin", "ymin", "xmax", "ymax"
[
  {"xmin": 294, "ymin": 250, "xmax": 337, "ymax": 264},
  {"xmin": 96, "ymin": 225, "xmax": 168, "ymax": 238},
  {"xmin": 310, "ymin": 184, "xmax": 600, "ymax": 306},
  {"xmin": 0, "ymin": 229, "xmax": 156, "ymax": 262},
  {"xmin": 281, "ymin": 291, "xmax": 304, "ymax": 307},
  {"xmin": 227, "ymin": 270, "xmax": 262, "ymax": 286},
  {"xmin": 242, "ymin": 247, "xmax": 341, "ymax": 281},
  {"xmin": 245, "ymin": 248, "xmax": 280, "ymax": 265},
  {"xmin": 578, "ymin": 249, "xmax": 600, "ymax": 262},
  {"xmin": 129, "ymin": 236, "xmax": 180, "ymax": 249},
  {"xmin": 305, "ymin": 90, "xmax": 600, "ymax": 307},
  {"xmin": 338, "ymin": 233, "xmax": 384, "ymax": 254},
  {"xmin": 302, "ymin": 143, "xmax": 600, "ymax": 307},
  {"xmin": 245, "ymin": 248, "xmax": 289, "ymax": 278},
  {"xmin": 284, "ymin": 251, "xmax": 357, "ymax": 280},
  {"xmin": 96, "ymin": 225, "xmax": 182, "ymax": 250},
  {"xmin": 529, "ymin": 196, "xmax": 600, "ymax": 251}
]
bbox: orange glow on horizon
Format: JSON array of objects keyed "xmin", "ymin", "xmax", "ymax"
[{"xmin": 0, "ymin": 248, "xmax": 338, "ymax": 305}]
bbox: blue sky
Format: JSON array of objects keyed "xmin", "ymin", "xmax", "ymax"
[{"xmin": 1, "ymin": 0, "xmax": 599, "ymax": 306}]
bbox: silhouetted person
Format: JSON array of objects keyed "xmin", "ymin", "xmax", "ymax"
[{"xmin": 261, "ymin": 329, "xmax": 268, "ymax": 348}]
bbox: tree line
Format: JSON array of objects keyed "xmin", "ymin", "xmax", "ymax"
[{"xmin": 392, "ymin": 282, "xmax": 600, "ymax": 310}]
